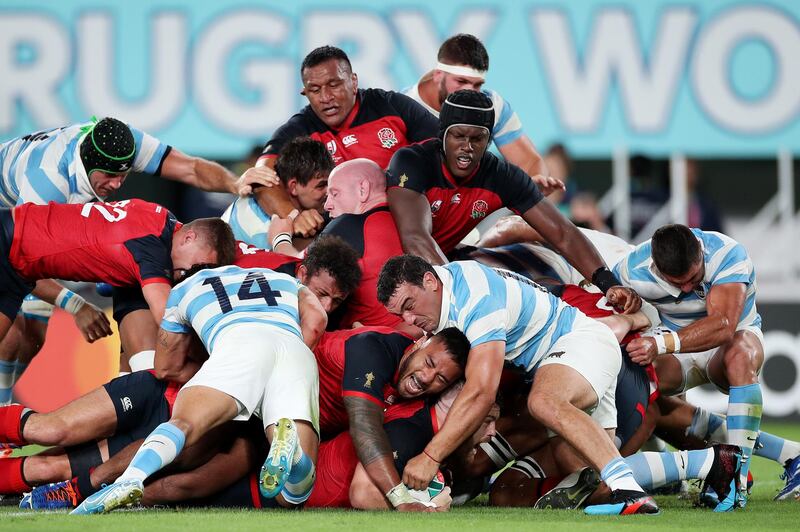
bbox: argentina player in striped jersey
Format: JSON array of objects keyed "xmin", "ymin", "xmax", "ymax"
[
  {"xmin": 377, "ymin": 255, "xmax": 660, "ymax": 516},
  {"xmin": 0, "ymin": 117, "xmax": 262, "ymax": 403},
  {"xmin": 614, "ymin": 224, "xmax": 766, "ymax": 505},
  {"xmin": 72, "ymin": 265, "xmax": 327, "ymax": 515}
]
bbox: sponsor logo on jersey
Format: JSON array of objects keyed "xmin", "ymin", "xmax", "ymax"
[
  {"xmin": 120, "ymin": 396, "xmax": 133, "ymax": 412},
  {"xmin": 377, "ymin": 127, "xmax": 398, "ymax": 149},
  {"xmin": 470, "ymin": 199, "xmax": 489, "ymax": 219},
  {"xmin": 398, "ymin": 174, "xmax": 408, "ymax": 187},
  {"xmin": 430, "ymin": 199, "xmax": 442, "ymax": 215},
  {"xmin": 694, "ymin": 284, "xmax": 707, "ymax": 300},
  {"xmin": 546, "ymin": 351, "xmax": 565, "ymax": 359},
  {"xmin": 450, "ymin": 193, "xmax": 461, "ymax": 205},
  {"xmin": 342, "ymin": 134, "xmax": 358, "ymax": 147}
]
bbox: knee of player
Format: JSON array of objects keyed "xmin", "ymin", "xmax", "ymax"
[
  {"xmin": 348, "ymin": 474, "xmax": 384, "ymax": 510},
  {"xmin": 723, "ymin": 345, "xmax": 761, "ymax": 380},
  {"xmin": 25, "ymin": 414, "xmax": 69, "ymax": 446},
  {"xmin": 527, "ymin": 392, "xmax": 559, "ymax": 421}
]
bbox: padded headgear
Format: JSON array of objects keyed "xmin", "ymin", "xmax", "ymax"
[
  {"xmin": 79, "ymin": 117, "xmax": 135, "ymax": 175},
  {"xmin": 439, "ymin": 90, "xmax": 494, "ymax": 142}
]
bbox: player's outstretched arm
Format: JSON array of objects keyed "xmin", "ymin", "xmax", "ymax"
[
  {"xmin": 521, "ymin": 200, "xmax": 641, "ymax": 313},
  {"xmin": 31, "ymin": 279, "xmax": 112, "ymax": 343},
  {"xmin": 159, "ymin": 148, "xmax": 239, "ymax": 194},
  {"xmin": 298, "ymin": 286, "xmax": 327, "ymax": 350},
  {"xmin": 387, "ymin": 187, "xmax": 448, "ymax": 265},
  {"xmin": 403, "ymin": 341, "xmax": 505, "ymax": 490}
]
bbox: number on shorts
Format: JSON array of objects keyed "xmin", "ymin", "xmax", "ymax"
[{"xmin": 203, "ymin": 272, "xmax": 281, "ymax": 314}]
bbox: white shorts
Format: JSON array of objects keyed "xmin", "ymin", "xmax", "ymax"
[
  {"xmin": 674, "ymin": 324, "xmax": 764, "ymax": 394},
  {"xmin": 537, "ymin": 312, "xmax": 622, "ymax": 429},
  {"xmin": 183, "ymin": 323, "xmax": 319, "ymax": 434}
]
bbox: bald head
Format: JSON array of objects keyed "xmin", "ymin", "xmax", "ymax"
[{"xmin": 324, "ymin": 158, "xmax": 388, "ymax": 218}]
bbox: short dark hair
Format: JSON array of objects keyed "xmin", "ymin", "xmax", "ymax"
[
  {"xmin": 302, "ymin": 235, "xmax": 362, "ymax": 296},
  {"xmin": 376, "ymin": 254, "xmax": 436, "ymax": 305},
  {"xmin": 432, "ymin": 327, "xmax": 471, "ymax": 370},
  {"xmin": 275, "ymin": 137, "xmax": 334, "ymax": 187},
  {"xmin": 651, "ymin": 224, "xmax": 702, "ymax": 277},
  {"xmin": 185, "ymin": 217, "xmax": 237, "ymax": 266},
  {"xmin": 301, "ymin": 45, "xmax": 352, "ymax": 75},
  {"xmin": 438, "ymin": 34, "xmax": 489, "ymax": 71}
]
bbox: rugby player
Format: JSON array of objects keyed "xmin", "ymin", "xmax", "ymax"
[
  {"xmin": 246, "ymin": 45, "xmax": 439, "ymax": 239},
  {"xmin": 386, "ymin": 90, "xmax": 640, "ymax": 314},
  {"xmin": 71, "ymin": 263, "xmax": 328, "ymax": 514},
  {"xmin": 377, "ymin": 255, "xmax": 658, "ymax": 515},
  {"xmin": 404, "ymin": 33, "xmax": 559, "ymax": 193},
  {"xmin": 614, "ymin": 224, "xmax": 765, "ymax": 504}
]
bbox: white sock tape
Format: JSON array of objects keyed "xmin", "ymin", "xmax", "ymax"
[{"xmin": 128, "ymin": 350, "xmax": 156, "ymax": 372}]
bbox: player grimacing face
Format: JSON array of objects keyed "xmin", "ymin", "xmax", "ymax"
[
  {"xmin": 290, "ymin": 175, "xmax": 328, "ymax": 214},
  {"xmin": 301, "ymin": 58, "xmax": 359, "ymax": 129},
  {"xmin": 89, "ymin": 170, "xmax": 128, "ymax": 199},
  {"xmin": 658, "ymin": 257, "xmax": 706, "ymax": 294},
  {"xmin": 296, "ymin": 265, "xmax": 347, "ymax": 314},
  {"xmin": 395, "ymin": 337, "xmax": 463, "ymax": 399},
  {"xmin": 443, "ymin": 125, "xmax": 490, "ymax": 179},
  {"xmin": 383, "ymin": 273, "xmax": 443, "ymax": 333}
]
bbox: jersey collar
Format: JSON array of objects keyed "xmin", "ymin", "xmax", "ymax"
[
  {"xmin": 432, "ymin": 265, "xmax": 454, "ymax": 334},
  {"xmin": 439, "ymin": 157, "xmax": 481, "ymax": 187}
]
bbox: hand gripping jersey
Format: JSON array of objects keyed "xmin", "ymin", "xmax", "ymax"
[
  {"xmin": 386, "ymin": 139, "xmax": 543, "ymax": 253},
  {"xmin": 433, "ymin": 261, "xmax": 578, "ymax": 371},
  {"xmin": 613, "ymin": 229, "xmax": 761, "ymax": 332},
  {"xmin": 0, "ymin": 122, "xmax": 168, "ymax": 207},
  {"xmin": 161, "ymin": 265, "xmax": 304, "ymax": 353},
  {"xmin": 10, "ymin": 199, "xmax": 176, "ymax": 287},
  {"xmin": 320, "ymin": 204, "xmax": 403, "ymax": 328},
  {"xmin": 261, "ymin": 88, "xmax": 439, "ymax": 169},
  {"xmin": 403, "ymin": 84, "xmax": 525, "ymax": 148}
]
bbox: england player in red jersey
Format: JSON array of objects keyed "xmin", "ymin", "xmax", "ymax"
[
  {"xmin": 386, "ymin": 90, "xmax": 641, "ymax": 312},
  {"xmin": 0, "ymin": 199, "xmax": 235, "ymax": 345},
  {"xmin": 272, "ymin": 158, "xmax": 414, "ymax": 333},
  {"xmin": 244, "ymin": 46, "xmax": 439, "ymax": 239}
]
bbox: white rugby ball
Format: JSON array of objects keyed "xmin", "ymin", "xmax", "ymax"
[{"xmin": 407, "ymin": 470, "xmax": 446, "ymax": 503}]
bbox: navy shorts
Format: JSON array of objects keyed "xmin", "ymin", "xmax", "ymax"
[
  {"xmin": 65, "ymin": 371, "xmax": 171, "ymax": 475},
  {"xmin": 111, "ymin": 285, "xmax": 150, "ymax": 325},
  {"xmin": 0, "ymin": 209, "xmax": 34, "ymax": 322}
]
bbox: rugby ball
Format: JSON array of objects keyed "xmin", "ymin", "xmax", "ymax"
[{"xmin": 407, "ymin": 470, "xmax": 446, "ymax": 503}]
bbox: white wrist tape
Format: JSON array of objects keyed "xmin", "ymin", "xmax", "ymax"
[
  {"xmin": 386, "ymin": 482, "xmax": 415, "ymax": 507},
  {"xmin": 435, "ymin": 62, "xmax": 486, "ymax": 79},
  {"xmin": 55, "ymin": 288, "xmax": 86, "ymax": 315},
  {"xmin": 654, "ymin": 330, "xmax": 681, "ymax": 354},
  {"xmin": 271, "ymin": 232, "xmax": 292, "ymax": 250}
]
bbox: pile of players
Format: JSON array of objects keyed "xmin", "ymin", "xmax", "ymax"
[{"xmin": 0, "ymin": 34, "xmax": 798, "ymax": 517}]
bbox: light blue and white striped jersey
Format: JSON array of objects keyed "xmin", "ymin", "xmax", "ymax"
[
  {"xmin": 161, "ymin": 265, "xmax": 303, "ymax": 353},
  {"xmin": 0, "ymin": 122, "xmax": 168, "ymax": 207},
  {"xmin": 221, "ymin": 196, "xmax": 271, "ymax": 250},
  {"xmin": 403, "ymin": 83, "xmax": 524, "ymax": 148},
  {"xmin": 613, "ymin": 229, "xmax": 761, "ymax": 332},
  {"xmin": 433, "ymin": 261, "xmax": 577, "ymax": 371}
]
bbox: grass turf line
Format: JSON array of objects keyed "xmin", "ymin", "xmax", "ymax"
[{"xmin": 2, "ymin": 422, "xmax": 799, "ymax": 531}]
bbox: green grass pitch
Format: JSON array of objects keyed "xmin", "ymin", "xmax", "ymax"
[{"xmin": 2, "ymin": 422, "xmax": 799, "ymax": 531}]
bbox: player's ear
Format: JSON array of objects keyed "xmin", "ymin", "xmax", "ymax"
[
  {"xmin": 351, "ymin": 72, "xmax": 358, "ymax": 91},
  {"xmin": 286, "ymin": 178, "xmax": 298, "ymax": 196},
  {"xmin": 296, "ymin": 264, "xmax": 307, "ymax": 284},
  {"xmin": 422, "ymin": 271, "xmax": 437, "ymax": 290}
]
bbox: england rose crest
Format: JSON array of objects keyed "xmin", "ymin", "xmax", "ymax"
[
  {"xmin": 470, "ymin": 199, "xmax": 489, "ymax": 219},
  {"xmin": 377, "ymin": 127, "xmax": 398, "ymax": 149}
]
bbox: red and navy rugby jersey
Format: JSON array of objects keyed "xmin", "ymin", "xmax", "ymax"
[
  {"xmin": 11, "ymin": 199, "xmax": 177, "ymax": 287},
  {"xmin": 321, "ymin": 204, "xmax": 403, "ymax": 329},
  {"xmin": 233, "ymin": 243, "xmax": 299, "ymax": 277},
  {"xmin": 314, "ymin": 327, "xmax": 414, "ymax": 439},
  {"xmin": 386, "ymin": 138, "xmax": 544, "ymax": 253},
  {"xmin": 261, "ymin": 89, "xmax": 438, "ymax": 169}
]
